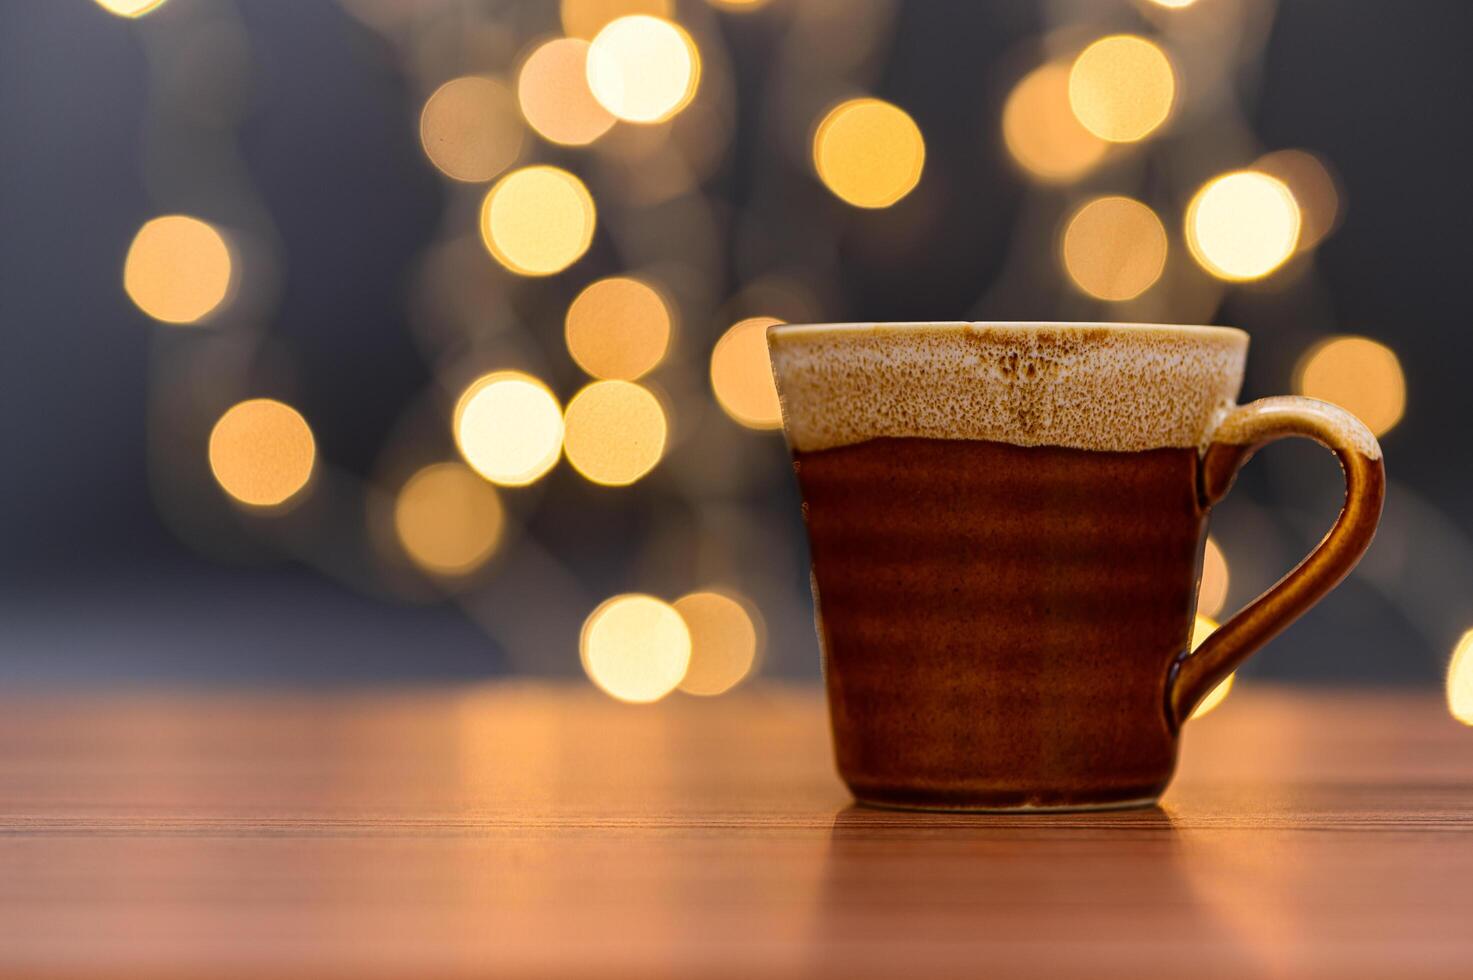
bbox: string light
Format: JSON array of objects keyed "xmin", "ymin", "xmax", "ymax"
[
  {"xmin": 93, "ymin": 0, "xmax": 168, "ymax": 16},
  {"xmin": 517, "ymin": 38, "xmax": 616, "ymax": 147},
  {"xmin": 453, "ymin": 371, "xmax": 564, "ymax": 486},
  {"xmin": 812, "ymin": 98, "xmax": 925, "ymax": 208},
  {"xmin": 479, "ymin": 166, "xmax": 596, "ymax": 276},
  {"xmin": 1186, "ymin": 171, "xmax": 1301, "ymax": 281},
  {"xmin": 560, "ymin": 0, "xmax": 672, "ymax": 40},
  {"xmin": 394, "ymin": 462, "xmax": 504, "ymax": 576},
  {"xmin": 1061, "ymin": 196, "xmax": 1167, "ymax": 301},
  {"xmin": 711, "ymin": 316, "xmax": 785, "ymax": 429},
  {"xmin": 586, "ymin": 15, "xmax": 700, "ymax": 124},
  {"xmin": 1198, "ymin": 536, "xmax": 1230, "ymax": 618},
  {"xmin": 562, "ymin": 381, "xmax": 668, "ymax": 486},
  {"xmin": 208, "ymin": 399, "xmax": 316, "ymax": 508},
  {"xmin": 564, "ymin": 277, "xmax": 672, "ymax": 380},
  {"xmin": 1068, "ymin": 35, "xmax": 1175, "ymax": 143},
  {"xmin": 1003, "ymin": 62, "xmax": 1108, "ymax": 183},
  {"xmin": 674, "ymin": 590, "xmax": 760, "ymax": 695},
  {"xmin": 1188, "ymin": 614, "xmax": 1235, "ymax": 720},
  {"xmin": 1294, "ymin": 336, "xmax": 1406, "ymax": 437},
  {"xmin": 112, "ymin": 0, "xmax": 1388, "ymax": 714},
  {"xmin": 1449, "ymin": 630, "xmax": 1473, "ymax": 726},
  {"xmin": 123, "ymin": 215, "xmax": 232, "ymax": 324},
  {"xmin": 581, "ymin": 594, "xmax": 692, "ymax": 703},
  {"xmin": 419, "ymin": 76, "xmax": 524, "ymax": 182}
]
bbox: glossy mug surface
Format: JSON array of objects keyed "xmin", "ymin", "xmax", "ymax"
[{"xmin": 768, "ymin": 322, "xmax": 1384, "ymax": 811}]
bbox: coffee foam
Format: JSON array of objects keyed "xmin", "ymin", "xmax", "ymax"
[{"xmin": 768, "ymin": 322, "xmax": 1249, "ymax": 454}]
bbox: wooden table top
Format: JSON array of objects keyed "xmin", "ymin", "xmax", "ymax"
[{"xmin": 2, "ymin": 684, "xmax": 1471, "ymax": 979}]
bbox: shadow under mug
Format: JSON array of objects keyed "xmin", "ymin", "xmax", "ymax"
[{"xmin": 769, "ymin": 322, "xmax": 1384, "ymax": 812}]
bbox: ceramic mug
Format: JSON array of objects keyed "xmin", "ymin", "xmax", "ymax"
[{"xmin": 769, "ymin": 322, "xmax": 1384, "ymax": 811}]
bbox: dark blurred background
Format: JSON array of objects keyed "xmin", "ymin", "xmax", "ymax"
[{"xmin": 3, "ymin": 0, "xmax": 1470, "ymax": 701}]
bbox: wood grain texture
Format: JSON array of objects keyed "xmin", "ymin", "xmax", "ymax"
[{"xmin": 1, "ymin": 685, "xmax": 1471, "ymax": 979}]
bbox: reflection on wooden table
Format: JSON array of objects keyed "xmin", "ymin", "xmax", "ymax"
[{"xmin": 1, "ymin": 685, "xmax": 1470, "ymax": 978}]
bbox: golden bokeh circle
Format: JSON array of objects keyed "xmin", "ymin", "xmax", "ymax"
[
  {"xmin": 419, "ymin": 76, "xmax": 524, "ymax": 182},
  {"xmin": 93, "ymin": 0, "xmax": 169, "ymax": 17},
  {"xmin": 1185, "ymin": 171, "xmax": 1301, "ymax": 281},
  {"xmin": 1449, "ymin": 630, "xmax": 1473, "ymax": 726},
  {"xmin": 560, "ymin": 0, "xmax": 672, "ymax": 39},
  {"xmin": 1068, "ymin": 35, "xmax": 1176, "ymax": 143},
  {"xmin": 710, "ymin": 316, "xmax": 785, "ymax": 430},
  {"xmin": 674, "ymin": 590, "xmax": 760, "ymax": 696},
  {"xmin": 564, "ymin": 277, "xmax": 672, "ymax": 380},
  {"xmin": 123, "ymin": 215, "xmax": 233, "ymax": 324},
  {"xmin": 562, "ymin": 380, "xmax": 668, "ymax": 486},
  {"xmin": 1188, "ymin": 614, "xmax": 1235, "ymax": 719},
  {"xmin": 394, "ymin": 462, "xmax": 505, "ymax": 576},
  {"xmin": 812, "ymin": 98, "xmax": 926, "ymax": 208},
  {"xmin": 517, "ymin": 38, "xmax": 617, "ymax": 147},
  {"xmin": 586, "ymin": 15, "xmax": 700, "ymax": 124},
  {"xmin": 1198, "ymin": 536, "xmax": 1230, "ymax": 618},
  {"xmin": 479, "ymin": 166, "xmax": 597, "ymax": 276},
  {"xmin": 1294, "ymin": 336, "xmax": 1406, "ymax": 437},
  {"xmin": 453, "ymin": 371, "xmax": 565, "ymax": 486},
  {"xmin": 1061, "ymin": 196, "xmax": 1168, "ymax": 301},
  {"xmin": 1002, "ymin": 62, "xmax": 1108, "ymax": 183},
  {"xmin": 581, "ymin": 594, "xmax": 692, "ymax": 703},
  {"xmin": 208, "ymin": 399, "xmax": 316, "ymax": 508}
]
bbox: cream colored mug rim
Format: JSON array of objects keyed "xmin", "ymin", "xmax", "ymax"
[
  {"xmin": 765, "ymin": 320, "xmax": 1249, "ymax": 454},
  {"xmin": 767, "ymin": 320, "xmax": 1248, "ymax": 345}
]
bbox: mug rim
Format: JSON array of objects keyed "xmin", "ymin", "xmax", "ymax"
[{"xmin": 767, "ymin": 320, "xmax": 1248, "ymax": 344}]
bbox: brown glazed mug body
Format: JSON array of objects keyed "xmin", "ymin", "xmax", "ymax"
[{"xmin": 769, "ymin": 323, "xmax": 1384, "ymax": 812}]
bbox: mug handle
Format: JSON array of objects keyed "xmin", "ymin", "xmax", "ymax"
[{"xmin": 1167, "ymin": 396, "xmax": 1386, "ymax": 728}]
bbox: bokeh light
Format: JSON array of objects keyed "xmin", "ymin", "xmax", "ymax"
[
  {"xmin": 394, "ymin": 462, "xmax": 504, "ymax": 577},
  {"xmin": 812, "ymin": 98, "xmax": 925, "ymax": 208},
  {"xmin": 93, "ymin": 0, "xmax": 168, "ymax": 17},
  {"xmin": 560, "ymin": 0, "xmax": 672, "ymax": 40},
  {"xmin": 1068, "ymin": 35, "xmax": 1175, "ymax": 143},
  {"xmin": 562, "ymin": 380, "xmax": 668, "ymax": 486},
  {"xmin": 1449, "ymin": 630, "xmax": 1473, "ymax": 726},
  {"xmin": 1253, "ymin": 149, "xmax": 1340, "ymax": 251},
  {"xmin": 1198, "ymin": 536, "xmax": 1230, "ymax": 618},
  {"xmin": 479, "ymin": 165, "xmax": 596, "ymax": 276},
  {"xmin": 418, "ymin": 76, "xmax": 524, "ymax": 182},
  {"xmin": 208, "ymin": 399, "xmax": 316, "ymax": 508},
  {"xmin": 564, "ymin": 277, "xmax": 672, "ymax": 380},
  {"xmin": 454, "ymin": 371, "xmax": 564, "ymax": 486},
  {"xmin": 581, "ymin": 594, "xmax": 692, "ymax": 703},
  {"xmin": 586, "ymin": 15, "xmax": 700, "ymax": 124},
  {"xmin": 123, "ymin": 215, "xmax": 233, "ymax": 324},
  {"xmin": 517, "ymin": 38, "xmax": 617, "ymax": 147},
  {"xmin": 674, "ymin": 590, "xmax": 760, "ymax": 696},
  {"xmin": 711, "ymin": 316, "xmax": 785, "ymax": 429},
  {"xmin": 1061, "ymin": 196, "xmax": 1167, "ymax": 301},
  {"xmin": 1189, "ymin": 614, "xmax": 1235, "ymax": 720},
  {"xmin": 1294, "ymin": 336, "xmax": 1406, "ymax": 437},
  {"xmin": 1186, "ymin": 171, "xmax": 1301, "ymax": 281},
  {"xmin": 1002, "ymin": 62, "xmax": 1108, "ymax": 183},
  {"xmin": 1145, "ymin": 0, "xmax": 1198, "ymax": 7},
  {"xmin": 709, "ymin": 0, "xmax": 774, "ymax": 10}
]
